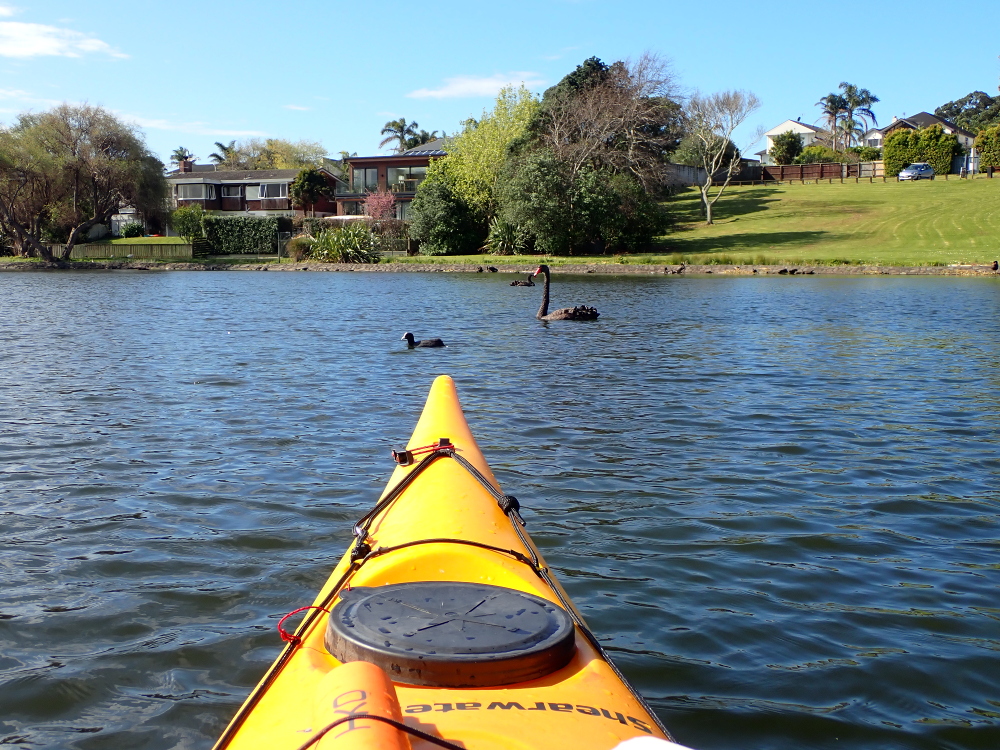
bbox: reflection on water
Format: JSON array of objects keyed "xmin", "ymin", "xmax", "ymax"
[{"xmin": 1, "ymin": 271, "xmax": 999, "ymax": 749}]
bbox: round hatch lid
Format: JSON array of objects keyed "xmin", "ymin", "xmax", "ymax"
[{"xmin": 325, "ymin": 581, "xmax": 576, "ymax": 687}]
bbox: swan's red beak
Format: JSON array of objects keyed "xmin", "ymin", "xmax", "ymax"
[{"xmin": 532, "ymin": 267, "xmax": 541, "ymax": 276}]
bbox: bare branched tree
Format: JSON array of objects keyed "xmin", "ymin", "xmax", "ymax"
[
  {"xmin": 686, "ymin": 90, "xmax": 762, "ymax": 224},
  {"xmin": 537, "ymin": 52, "xmax": 683, "ymax": 192}
]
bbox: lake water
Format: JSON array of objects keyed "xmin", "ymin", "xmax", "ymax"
[{"xmin": 1, "ymin": 270, "xmax": 998, "ymax": 750}]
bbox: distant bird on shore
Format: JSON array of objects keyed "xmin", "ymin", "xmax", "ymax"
[
  {"xmin": 531, "ymin": 264, "xmax": 599, "ymax": 321},
  {"xmin": 487, "ymin": 266, "xmax": 498, "ymax": 272},
  {"xmin": 510, "ymin": 274, "xmax": 535, "ymax": 287},
  {"xmin": 992, "ymin": 260, "xmax": 998, "ymax": 271},
  {"xmin": 401, "ymin": 332, "xmax": 445, "ymax": 348}
]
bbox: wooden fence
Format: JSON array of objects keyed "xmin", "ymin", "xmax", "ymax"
[{"xmin": 64, "ymin": 243, "xmax": 194, "ymax": 260}]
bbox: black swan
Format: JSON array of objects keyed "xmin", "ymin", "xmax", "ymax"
[
  {"xmin": 510, "ymin": 274, "xmax": 535, "ymax": 287},
  {"xmin": 401, "ymin": 332, "xmax": 445, "ymax": 348},
  {"xmin": 532, "ymin": 265, "xmax": 599, "ymax": 321}
]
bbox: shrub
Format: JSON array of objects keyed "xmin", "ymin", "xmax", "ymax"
[
  {"xmin": 485, "ymin": 216, "xmax": 526, "ymax": 255},
  {"xmin": 409, "ymin": 180, "xmax": 481, "ymax": 255},
  {"xmin": 310, "ymin": 223, "xmax": 380, "ymax": 263},
  {"xmin": 119, "ymin": 221, "xmax": 144, "ymax": 238},
  {"xmin": 202, "ymin": 215, "xmax": 278, "ymax": 254},
  {"xmin": 286, "ymin": 235, "xmax": 314, "ymax": 261},
  {"xmin": 794, "ymin": 145, "xmax": 841, "ymax": 164},
  {"xmin": 293, "ymin": 216, "xmax": 330, "ymax": 237},
  {"xmin": 976, "ymin": 124, "xmax": 1000, "ymax": 170},
  {"xmin": 170, "ymin": 204, "xmax": 205, "ymax": 244},
  {"xmin": 883, "ymin": 125, "xmax": 961, "ymax": 176},
  {"xmin": 769, "ymin": 131, "xmax": 804, "ymax": 165}
]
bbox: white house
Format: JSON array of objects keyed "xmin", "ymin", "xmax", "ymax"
[{"xmin": 758, "ymin": 119, "xmax": 826, "ymax": 165}]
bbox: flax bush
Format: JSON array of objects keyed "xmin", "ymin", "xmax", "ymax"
[{"xmin": 310, "ymin": 223, "xmax": 380, "ymax": 263}]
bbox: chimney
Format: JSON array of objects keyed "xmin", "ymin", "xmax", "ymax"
[{"xmin": 179, "ymin": 159, "xmax": 193, "ymax": 173}]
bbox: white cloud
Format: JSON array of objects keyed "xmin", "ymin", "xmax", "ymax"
[
  {"xmin": 121, "ymin": 114, "xmax": 266, "ymax": 137},
  {"xmin": 407, "ymin": 72, "xmax": 545, "ymax": 99},
  {"xmin": 0, "ymin": 6, "xmax": 17, "ymax": 17},
  {"xmin": 283, "ymin": 104, "xmax": 310, "ymax": 111},
  {"xmin": 0, "ymin": 21, "xmax": 126, "ymax": 58},
  {"xmin": 0, "ymin": 87, "xmax": 61, "ymax": 107}
]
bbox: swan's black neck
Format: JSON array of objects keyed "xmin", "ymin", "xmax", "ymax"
[{"xmin": 536, "ymin": 268, "xmax": 550, "ymax": 319}]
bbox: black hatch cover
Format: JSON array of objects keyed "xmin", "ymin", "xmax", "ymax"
[{"xmin": 325, "ymin": 581, "xmax": 576, "ymax": 687}]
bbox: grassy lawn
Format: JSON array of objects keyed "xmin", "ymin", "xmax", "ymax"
[{"xmin": 659, "ymin": 179, "xmax": 1000, "ymax": 266}]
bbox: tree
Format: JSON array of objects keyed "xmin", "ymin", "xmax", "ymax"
[
  {"xmin": 363, "ymin": 188, "xmax": 397, "ymax": 221},
  {"xmin": 171, "ymin": 146, "xmax": 195, "ymax": 165},
  {"xmin": 290, "ymin": 167, "xmax": 330, "ymax": 217},
  {"xmin": 935, "ymin": 91, "xmax": 1000, "ymax": 134},
  {"xmin": 816, "ymin": 93, "xmax": 847, "ymax": 151},
  {"xmin": 379, "ymin": 118, "xmax": 419, "ymax": 153},
  {"xmin": 425, "ymin": 85, "xmax": 538, "ymax": 224},
  {"xmin": 209, "ymin": 140, "xmax": 236, "ymax": 166},
  {"xmin": 686, "ymin": 89, "xmax": 761, "ymax": 224},
  {"xmin": 975, "ymin": 124, "xmax": 1000, "ymax": 169},
  {"xmin": 405, "ymin": 129, "xmax": 440, "ymax": 149},
  {"xmin": 838, "ymin": 82, "xmax": 879, "ymax": 141},
  {"xmin": 170, "ymin": 204, "xmax": 204, "ymax": 244},
  {"xmin": 523, "ymin": 53, "xmax": 683, "ymax": 193},
  {"xmin": 408, "ymin": 180, "xmax": 479, "ymax": 255},
  {"xmin": 0, "ymin": 104, "xmax": 166, "ymax": 261},
  {"xmin": 768, "ymin": 130, "xmax": 804, "ymax": 165}
]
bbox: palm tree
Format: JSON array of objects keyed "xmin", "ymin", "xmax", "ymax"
[
  {"xmin": 816, "ymin": 93, "xmax": 847, "ymax": 151},
  {"xmin": 838, "ymin": 83, "xmax": 880, "ymax": 146},
  {"xmin": 405, "ymin": 129, "xmax": 439, "ymax": 149},
  {"xmin": 379, "ymin": 119, "xmax": 419, "ymax": 153},
  {"xmin": 170, "ymin": 146, "xmax": 195, "ymax": 165},
  {"xmin": 209, "ymin": 140, "xmax": 237, "ymax": 166}
]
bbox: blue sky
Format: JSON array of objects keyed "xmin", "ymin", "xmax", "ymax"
[{"xmin": 2, "ymin": 0, "xmax": 998, "ymax": 166}]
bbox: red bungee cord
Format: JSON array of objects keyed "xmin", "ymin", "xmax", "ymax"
[{"xmin": 277, "ymin": 606, "xmax": 330, "ymax": 645}]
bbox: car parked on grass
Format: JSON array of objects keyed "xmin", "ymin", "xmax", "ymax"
[{"xmin": 899, "ymin": 163, "xmax": 935, "ymax": 180}]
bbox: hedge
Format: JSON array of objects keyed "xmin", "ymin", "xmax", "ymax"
[
  {"xmin": 883, "ymin": 124, "xmax": 961, "ymax": 176},
  {"xmin": 202, "ymin": 215, "xmax": 278, "ymax": 254},
  {"xmin": 976, "ymin": 124, "xmax": 1000, "ymax": 170}
]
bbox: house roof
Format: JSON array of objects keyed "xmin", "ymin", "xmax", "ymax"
[
  {"xmin": 765, "ymin": 119, "xmax": 824, "ymax": 137},
  {"xmin": 882, "ymin": 112, "xmax": 975, "ymax": 139},
  {"xmin": 167, "ymin": 168, "xmax": 341, "ymax": 183},
  {"xmin": 401, "ymin": 138, "xmax": 450, "ymax": 156}
]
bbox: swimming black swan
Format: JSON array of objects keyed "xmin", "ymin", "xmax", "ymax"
[
  {"xmin": 401, "ymin": 332, "xmax": 445, "ymax": 348},
  {"xmin": 532, "ymin": 265, "xmax": 599, "ymax": 321},
  {"xmin": 510, "ymin": 274, "xmax": 535, "ymax": 287}
]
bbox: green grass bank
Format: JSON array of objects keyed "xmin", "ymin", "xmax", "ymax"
[{"xmin": 661, "ymin": 178, "xmax": 1000, "ymax": 266}]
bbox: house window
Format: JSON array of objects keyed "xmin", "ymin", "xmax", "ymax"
[
  {"xmin": 396, "ymin": 201, "xmax": 410, "ymax": 220},
  {"xmin": 246, "ymin": 185, "xmax": 260, "ymax": 200},
  {"xmin": 343, "ymin": 201, "xmax": 363, "ymax": 215},
  {"xmin": 221, "ymin": 185, "xmax": 242, "ymax": 197},
  {"xmin": 177, "ymin": 184, "xmax": 206, "ymax": 200},
  {"xmin": 388, "ymin": 166, "xmax": 427, "ymax": 192},
  {"xmin": 259, "ymin": 183, "xmax": 288, "ymax": 199},
  {"xmin": 352, "ymin": 167, "xmax": 378, "ymax": 192}
]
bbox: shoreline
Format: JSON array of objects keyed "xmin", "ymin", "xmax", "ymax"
[{"xmin": 1, "ymin": 260, "xmax": 998, "ymax": 276}]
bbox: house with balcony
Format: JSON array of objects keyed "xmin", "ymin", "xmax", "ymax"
[
  {"xmin": 166, "ymin": 162, "xmax": 343, "ymax": 217},
  {"xmin": 336, "ymin": 139, "xmax": 449, "ymax": 219}
]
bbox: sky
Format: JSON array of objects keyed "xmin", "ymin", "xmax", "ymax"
[{"xmin": 2, "ymin": 0, "xmax": 999, "ymax": 167}]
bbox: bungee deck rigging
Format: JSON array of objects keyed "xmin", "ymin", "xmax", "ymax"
[{"xmin": 212, "ymin": 375, "xmax": 675, "ymax": 750}]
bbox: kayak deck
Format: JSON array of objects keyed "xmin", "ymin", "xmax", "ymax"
[{"xmin": 214, "ymin": 375, "xmax": 668, "ymax": 750}]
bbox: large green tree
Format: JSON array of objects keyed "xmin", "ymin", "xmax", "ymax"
[
  {"xmin": 209, "ymin": 139, "xmax": 327, "ymax": 169},
  {"xmin": 935, "ymin": 91, "xmax": 1000, "ymax": 133},
  {"xmin": 975, "ymin": 124, "xmax": 1000, "ymax": 169},
  {"xmin": 0, "ymin": 104, "xmax": 166, "ymax": 261},
  {"xmin": 425, "ymin": 85, "xmax": 538, "ymax": 224}
]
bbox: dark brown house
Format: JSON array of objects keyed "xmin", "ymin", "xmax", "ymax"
[
  {"xmin": 337, "ymin": 139, "xmax": 448, "ymax": 219},
  {"xmin": 166, "ymin": 163, "xmax": 343, "ymax": 217}
]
